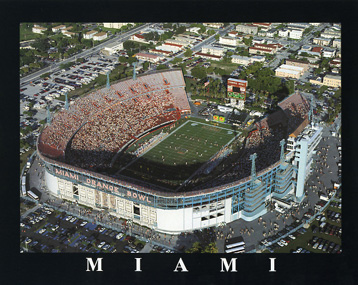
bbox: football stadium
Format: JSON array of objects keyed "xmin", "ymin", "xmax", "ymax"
[{"xmin": 37, "ymin": 68, "xmax": 313, "ymax": 234}]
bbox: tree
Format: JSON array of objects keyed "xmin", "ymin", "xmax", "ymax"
[
  {"xmin": 171, "ymin": 57, "xmax": 183, "ymax": 64},
  {"xmin": 185, "ymin": 242, "xmax": 202, "ymax": 253},
  {"xmin": 161, "ymin": 31, "xmax": 174, "ymax": 41},
  {"xmin": 163, "ymin": 23, "xmax": 173, "ymax": 29},
  {"xmin": 123, "ymin": 40, "xmax": 136, "ymax": 50},
  {"xmin": 156, "ymin": 64, "xmax": 167, "ymax": 70},
  {"xmin": 191, "ymin": 66, "xmax": 207, "ymax": 79},
  {"xmin": 175, "ymin": 25, "xmax": 186, "ymax": 35},
  {"xmin": 184, "ymin": 49, "xmax": 193, "ymax": 57},
  {"xmin": 40, "ymin": 73, "xmax": 51, "ymax": 79},
  {"xmin": 31, "ymin": 38, "xmax": 50, "ymax": 53},
  {"xmin": 314, "ymin": 67, "xmax": 323, "ymax": 75},
  {"xmin": 143, "ymin": 61, "xmax": 150, "ymax": 70},
  {"xmin": 144, "ymin": 32, "xmax": 160, "ymax": 41},
  {"xmin": 204, "ymin": 243, "xmax": 216, "ymax": 253},
  {"xmin": 243, "ymin": 37, "xmax": 252, "ymax": 46}
]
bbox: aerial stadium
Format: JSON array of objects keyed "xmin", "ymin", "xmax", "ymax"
[{"xmin": 37, "ymin": 68, "xmax": 318, "ymax": 234}]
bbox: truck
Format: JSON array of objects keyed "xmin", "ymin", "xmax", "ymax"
[
  {"xmin": 334, "ymin": 183, "xmax": 341, "ymax": 189},
  {"xmin": 320, "ymin": 195, "xmax": 329, "ymax": 202}
]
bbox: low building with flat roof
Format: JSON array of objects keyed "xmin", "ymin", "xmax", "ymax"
[
  {"xmin": 285, "ymin": 59, "xmax": 310, "ymax": 72},
  {"xmin": 103, "ymin": 23, "xmax": 130, "ymax": 29},
  {"xmin": 231, "ymin": 55, "xmax": 250, "ymax": 65},
  {"xmin": 149, "ymin": 49, "xmax": 173, "ymax": 56},
  {"xmin": 275, "ymin": 64, "xmax": 305, "ymax": 79},
  {"xmin": 323, "ymin": 74, "xmax": 341, "ymax": 87},
  {"xmin": 195, "ymin": 52, "xmax": 222, "ymax": 61},
  {"xmin": 236, "ymin": 24, "xmax": 258, "ymax": 35},
  {"xmin": 134, "ymin": 52, "xmax": 164, "ymax": 63},
  {"xmin": 201, "ymin": 45, "xmax": 226, "ymax": 56},
  {"xmin": 279, "ymin": 64, "xmax": 305, "ymax": 75},
  {"xmin": 219, "ymin": 36, "xmax": 240, "ymax": 47},
  {"xmin": 313, "ymin": 37, "xmax": 331, "ymax": 46},
  {"xmin": 102, "ymin": 42, "xmax": 124, "ymax": 55}
]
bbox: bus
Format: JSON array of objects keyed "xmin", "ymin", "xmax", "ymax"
[
  {"xmin": 225, "ymin": 246, "xmax": 245, "ymax": 253},
  {"xmin": 27, "ymin": 190, "xmax": 39, "ymax": 201},
  {"xmin": 21, "ymin": 186, "xmax": 26, "ymax": 197},
  {"xmin": 21, "ymin": 177, "xmax": 26, "ymax": 196},
  {"xmin": 225, "ymin": 241, "xmax": 245, "ymax": 249}
]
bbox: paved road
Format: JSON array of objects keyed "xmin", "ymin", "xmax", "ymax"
[
  {"xmin": 165, "ymin": 24, "xmax": 234, "ymax": 65},
  {"xmin": 267, "ymin": 23, "xmax": 330, "ymax": 69},
  {"xmin": 20, "ymin": 23, "xmax": 152, "ymax": 86}
]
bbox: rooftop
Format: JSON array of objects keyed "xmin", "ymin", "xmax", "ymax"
[
  {"xmin": 94, "ymin": 32, "xmax": 107, "ymax": 37},
  {"xmin": 325, "ymin": 74, "xmax": 341, "ymax": 80},
  {"xmin": 279, "ymin": 64, "xmax": 304, "ymax": 71},
  {"xmin": 275, "ymin": 68, "xmax": 300, "ymax": 75},
  {"xmin": 135, "ymin": 52, "xmax": 160, "ymax": 59},
  {"xmin": 195, "ymin": 52, "xmax": 222, "ymax": 59},
  {"xmin": 86, "ymin": 30, "xmax": 98, "ymax": 35}
]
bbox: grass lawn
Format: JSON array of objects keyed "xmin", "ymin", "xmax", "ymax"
[
  {"xmin": 121, "ymin": 119, "xmax": 237, "ymax": 189},
  {"xmin": 20, "ymin": 24, "xmax": 43, "ymax": 41},
  {"xmin": 209, "ymin": 61, "xmax": 239, "ymax": 73}
]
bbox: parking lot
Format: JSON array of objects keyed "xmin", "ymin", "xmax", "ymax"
[{"xmin": 20, "ymin": 202, "xmax": 177, "ymax": 254}]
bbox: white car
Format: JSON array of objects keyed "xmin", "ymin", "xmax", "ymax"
[
  {"xmin": 116, "ymin": 233, "xmax": 124, "ymax": 240},
  {"xmin": 65, "ymin": 216, "xmax": 72, "ymax": 221},
  {"xmin": 289, "ymin": 234, "xmax": 296, "ymax": 240},
  {"xmin": 70, "ymin": 217, "xmax": 77, "ymax": 223},
  {"xmin": 51, "ymin": 225, "xmax": 59, "ymax": 231},
  {"xmin": 39, "ymin": 228, "xmax": 46, "ymax": 234},
  {"xmin": 98, "ymin": 241, "xmax": 105, "ymax": 248},
  {"xmin": 103, "ymin": 244, "xmax": 110, "ymax": 251},
  {"xmin": 296, "ymin": 248, "xmax": 303, "ymax": 253},
  {"xmin": 80, "ymin": 221, "xmax": 88, "ymax": 227},
  {"xmin": 99, "ymin": 227, "xmax": 106, "ymax": 233},
  {"xmin": 277, "ymin": 241, "xmax": 285, "ymax": 247},
  {"xmin": 24, "ymin": 238, "xmax": 32, "ymax": 244}
]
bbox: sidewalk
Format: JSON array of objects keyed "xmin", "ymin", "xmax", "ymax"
[{"xmin": 21, "ymin": 203, "xmax": 41, "ymax": 218}]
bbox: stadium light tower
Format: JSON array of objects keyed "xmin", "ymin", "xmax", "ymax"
[
  {"xmin": 65, "ymin": 92, "xmax": 69, "ymax": 110},
  {"xmin": 132, "ymin": 62, "xmax": 137, "ymax": 80},
  {"xmin": 280, "ymin": 139, "xmax": 285, "ymax": 163},
  {"xmin": 250, "ymin": 153, "xmax": 257, "ymax": 186},
  {"xmin": 47, "ymin": 104, "xmax": 51, "ymax": 125},
  {"xmin": 106, "ymin": 71, "xmax": 110, "ymax": 89}
]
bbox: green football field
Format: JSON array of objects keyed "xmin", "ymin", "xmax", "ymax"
[{"xmin": 120, "ymin": 120, "xmax": 238, "ymax": 189}]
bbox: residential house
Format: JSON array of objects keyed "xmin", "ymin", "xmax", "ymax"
[
  {"xmin": 32, "ymin": 26, "xmax": 47, "ymax": 34},
  {"xmin": 93, "ymin": 32, "xmax": 107, "ymax": 41}
]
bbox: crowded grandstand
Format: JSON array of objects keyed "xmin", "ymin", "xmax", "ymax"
[
  {"xmin": 38, "ymin": 69, "xmax": 190, "ymax": 170},
  {"xmin": 38, "ymin": 68, "xmax": 310, "ymax": 193}
]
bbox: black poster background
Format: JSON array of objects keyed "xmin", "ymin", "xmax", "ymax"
[{"xmin": 1, "ymin": 0, "xmax": 357, "ymax": 284}]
